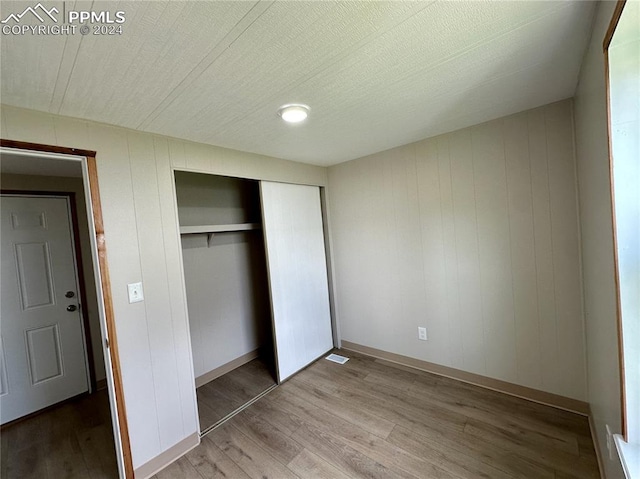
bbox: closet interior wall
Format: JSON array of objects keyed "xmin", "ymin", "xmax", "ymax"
[{"xmin": 174, "ymin": 171, "xmax": 275, "ymax": 429}]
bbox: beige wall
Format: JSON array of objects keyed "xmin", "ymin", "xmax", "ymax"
[
  {"xmin": 0, "ymin": 104, "xmax": 327, "ymax": 471},
  {"xmin": 175, "ymin": 173, "xmax": 270, "ymax": 379},
  {"xmin": 328, "ymin": 99, "xmax": 587, "ymax": 401},
  {"xmin": 0, "ymin": 173, "xmax": 106, "ymax": 383},
  {"xmin": 574, "ymin": 1, "xmax": 626, "ymax": 477}
]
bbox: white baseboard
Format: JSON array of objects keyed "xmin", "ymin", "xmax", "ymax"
[
  {"xmin": 134, "ymin": 432, "xmax": 199, "ymax": 479},
  {"xmin": 195, "ymin": 349, "xmax": 259, "ymax": 388}
]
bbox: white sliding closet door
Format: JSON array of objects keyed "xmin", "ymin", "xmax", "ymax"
[{"xmin": 260, "ymin": 182, "xmax": 333, "ymax": 381}]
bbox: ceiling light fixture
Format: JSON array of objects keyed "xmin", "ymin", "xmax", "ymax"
[{"xmin": 278, "ymin": 104, "xmax": 310, "ymax": 123}]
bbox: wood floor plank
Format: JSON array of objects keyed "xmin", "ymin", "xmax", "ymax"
[
  {"xmin": 577, "ymin": 431, "xmax": 598, "ymax": 459},
  {"xmin": 287, "ymin": 449, "xmax": 353, "ymax": 479},
  {"xmin": 208, "ymin": 423, "xmax": 300, "ymax": 479},
  {"xmin": 409, "ymin": 379, "xmax": 581, "ymax": 455},
  {"xmin": 45, "ymin": 433, "xmax": 93, "ymax": 479},
  {"xmin": 264, "ymin": 387, "xmax": 456, "ymax": 478},
  {"xmin": 389, "ymin": 420, "xmax": 556, "ymax": 479},
  {"xmin": 5, "ymin": 444, "xmax": 49, "ymax": 479},
  {"xmin": 308, "ymin": 360, "xmax": 455, "ymax": 423},
  {"xmin": 463, "ymin": 419, "xmax": 599, "ymax": 478},
  {"xmin": 234, "ymin": 358, "xmax": 277, "ymax": 387},
  {"xmin": 76, "ymin": 424, "xmax": 119, "ymax": 478},
  {"xmin": 2, "ymin": 390, "xmax": 118, "ymax": 479},
  {"xmin": 1, "ymin": 422, "xmax": 10, "ymax": 478},
  {"xmin": 155, "ymin": 349, "xmax": 600, "ymax": 479},
  {"xmin": 230, "ymin": 408, "xmax": 304, "ymax": 464},
  {"xmin": 293, "ymin": 366, "xmax": 466, "ymax": 437},
  {"xmin": 373, "ymin": 357, "xmax": 441, "ymax": 386},
  {"xmin": 283, "ymin": 377, "xmax": 396, "ymax": 438},
  {"xmin": 186, "ymin": 435, "xmax": 252, "ymax": 479},
  {"xmin": 363, "ymin": 370, "xmax": 415, "ymax": 391},
  {"xmin": 155, "ymin": 456, "xmax": 202, "ymax": 479},
  {"xmin": 387, "ymin": 425, "xmax": 513, "ymax": 479},
  {"xmin": 225, "ymin": 364, "xmax": 275, "ymax": 397},
  {"xmin": 292, "ymin": 423, "xmax": 413, "ymax": 479},
  {"xmin": 195, "ymin": 396, "xmax": 224, "ymax": 431},
  {"xmin": 435, "ymin": 375, "xmax": 590, "ymax": 434},
  {"xmin": 242, "ymin": 395, "xmax": 303, "ymax": 437},
  {"xmin": 196, "ymin": 356, "xmax": 276, "ymax": 432}
]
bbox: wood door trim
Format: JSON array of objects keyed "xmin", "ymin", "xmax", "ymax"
[
  {"xmin": 603, "ymin": 0, "xmax": 626, "ymax": 52},
  {"xmin": 602, "ymin": 2, "xmax": 628, "ymax": 440},
  {"xmin": 0, "ymin": 139, "xmax": 96, "ymax": 158},
  {"xmin": 0, "ymin": 190, "xmax": 98, "ymax": 392},
  {"xmin": 0, "ymin": 139, "xmax": 134, "ymax": 477}
]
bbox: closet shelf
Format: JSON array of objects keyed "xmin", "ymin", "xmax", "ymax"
[
  {"xmin": 180, "ymin": 223, "xmax": 261, "ymax": 247},
  {"xmin": 179, "ymin": 223, "xmax": 261, "ymax": 235}
]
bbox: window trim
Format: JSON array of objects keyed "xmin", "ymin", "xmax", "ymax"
[{"xmin": 603, "ymin": 0, "xmax": 629, "ymax": 442}]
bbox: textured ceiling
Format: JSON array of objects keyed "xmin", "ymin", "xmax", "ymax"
[{"xmin": 0, "ymin": 1, "xmax": 596, "ymax": 166}]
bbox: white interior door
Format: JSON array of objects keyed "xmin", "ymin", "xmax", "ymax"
[
  {"xmin": 0, "ymin": 195, "xmax": 89, "ymax": 424},
  {"xmin": 260, "ymin": 182, "xmax": 333, "ymax": 381}
]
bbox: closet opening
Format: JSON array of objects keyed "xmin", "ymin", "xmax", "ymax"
[{"xmin": 174, "ymin": 171, "xmax": 277, "ymax": 434}]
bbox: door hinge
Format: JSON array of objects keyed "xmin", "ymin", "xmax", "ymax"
[{"xmin": 105, "ymin": 338, "xmax": 110, "ymax": 349}]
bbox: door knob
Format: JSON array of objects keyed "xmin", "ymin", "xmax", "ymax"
[
  {"xmin": 65, "ymin": 291, "xmax": 75, "ymax": 298},
  {"xmin": 66, "ymin": 305, "xmax": 77, "ymax": 312}
]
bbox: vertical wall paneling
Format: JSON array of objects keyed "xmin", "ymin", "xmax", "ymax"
[
  {"xmin": 448, "ymin": 131, "xmax": 485, "ymax": 374},
  {"xmin": 184, "ymin": 141, "xmax": 211, "ymax": 172},
  {"xmin": 1, "ymin": 105, "xmax": 327, "ymax": 472},
  {"xmin": 472, "ymin": 121, "xmax": 518, "ymax": 383},
  {"xmin": 545, "ymin": 102, "xmax": 587, "ymax": 398},
  {"xmin": 503, "ymin": 113, "xmax": 542, "ymax": 387},
  {"xmin": 527, "ymin": 108, "xmax": 562, "ymax": 394},
  {"xmin": 2, "ymin": 107, "xmax": 57, "ymax": 145},
  {"xmin": 168, "ymin": 138, "xmax": 187, "ymax": 169},
  {"xmin": 52, "ymin": 116, "xmax": 93, "ymax": 151},
  {"xmin": 415, "ymin": 139, "xmax": 450, "ymax": 364},
  {"xmin": 328, "ymin": 100, "xmax": 586, "ymax": 400},
  {"xmin": 154, "ymin": 138, "xmax": 198, "ymax": 436},
  {"xmin": 390, "ymin": 146, "xmax": 428, "ymax": 355},
  {"xmin": 87, "ymin": 124, "xmax": 162, "ymax": 466},
  {"xmin": 128, "ymin": 131, "xmax": 185, "ymax": 448}
]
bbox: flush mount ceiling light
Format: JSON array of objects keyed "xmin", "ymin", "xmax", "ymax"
[{"xmin": 278, "ymin": 104, "xmax": 310, "ymax": 123}]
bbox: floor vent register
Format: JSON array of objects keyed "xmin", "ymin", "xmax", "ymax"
[{"xmin": 325, "ymin": 353, "xmax": 349, "ymax": 364}]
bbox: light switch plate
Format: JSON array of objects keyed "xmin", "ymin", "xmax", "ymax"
[{"xmin": 128, "ymin": 282, "xmax": 144, "ymax": 303}]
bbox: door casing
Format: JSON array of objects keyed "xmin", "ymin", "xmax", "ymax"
[{"xmin": 0, "ymin": 139, "xmax": 134, "ymax": 479}]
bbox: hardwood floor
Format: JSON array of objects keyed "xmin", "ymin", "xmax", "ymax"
[
  {"xmin": 1, "ymin": 390, "xmax": 118, "ymax": 479},
  {"xmin": 155, "ymin": 349, "xmax": 600, "ymax": 479},
  {"xmin": 196, "ymin": 356, "xmax": 277, "ymax": 433}
]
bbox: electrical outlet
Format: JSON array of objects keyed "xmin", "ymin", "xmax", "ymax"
[
  {"xmin": 606, "ymin": 424, "xmax": 613, "ymax": 460},
  {"xmin": 418, "ymin": 327, "xmax": 427, "ymax": 341},
  {"xmin": 128, "ymin": 282, "xmax": 144, "ymax": 303}
]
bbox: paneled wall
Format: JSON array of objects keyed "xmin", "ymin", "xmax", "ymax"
[
  {"xmin": 328, "ymin": 99, "xmax": 587, "ymax": 401},
  {"xmin": 573, "ymin": 1, "xmax": 626, "ymax": 477},
  {"xmin": 0, "ymin": 105, "xmax": 327, "ymax": 471}
]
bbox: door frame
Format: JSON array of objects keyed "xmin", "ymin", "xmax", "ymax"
[
  {"xmin": 0, "ymin": 139, "xmax": 134, "ymax": 478},
  {"xmin": 0, "ymin": 191, "xmax": 97, "ymax": 394}
]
